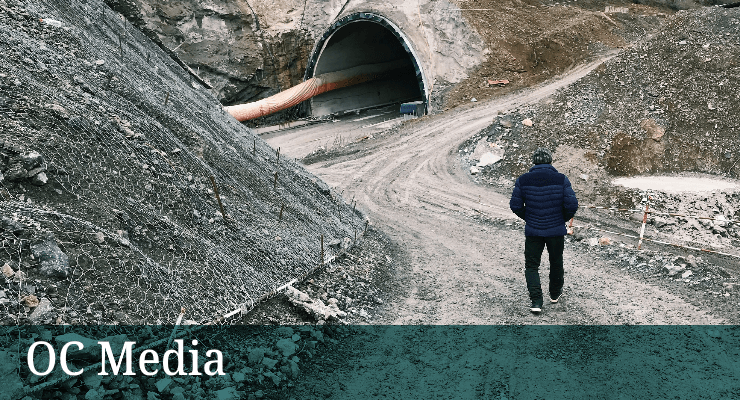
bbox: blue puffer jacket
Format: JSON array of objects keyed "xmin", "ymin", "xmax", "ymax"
[{"xmin": 509, "ymin": 164, "xmax": 579, "ymax": 237}]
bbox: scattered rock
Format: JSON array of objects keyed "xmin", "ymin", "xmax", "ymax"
[
  {"xmin": 30, "ymin": 171, "xmax": 48, "ymax": 186},
  {"xmin": 248, "ymin": 348, "xmax": 266, "ymax": 365},
  {"xmin": 477, "ymin": 152, "xmax": 502, "ymax": 167},
  {"xmin": 0, "ymin": 351, "xmax": 24, "ymax": 400},
  {"xmin": 470, "ymin": 166, "xmax": 480, "ymax": 175},
  {"xmin": 276, "ymin": 338, "xmax": 297, "ymax": 357},
  {"xmin": 155, "ymin": 378, "xmax": 172, "ymax": 393},
  {"xmin": 681, "ymin": 270, "xmax": 693, "ymax": 279},
  {"xmin": 663, "ymin": 263, "xmax": 686, "ymax": 276},
  {"xmin": 522, "ymin": 118, "xmax": 533, "ymax": 127},
  {"xmin": 261, "ymin": 357, "xmax": 278, "ymax": 369},
  {"xmin": 587, "ymin": 237, "xmax": 599, "ymax": 246},
  {"xmin": 286, "ymin": 286, "xmax": 346, "ymax": 322},
  {"xmin": 21, "ymin": 151, "xmax": 45, "ymax": 170},
  {"xmin": 22, "ymin": 295, "xmax": 39, "ymax": 307},
  {"xmin": 31, "ymin": 237, "xmax": 70, "ymax": 278},
  {"xmin": 598, "ymin": 237, "xmax": 611, "ymax": 246},
  {"xmin": 214, "ymin": 387, "xmax": 240, "ymax": 400},
  {"xmin": 2, "ymin": 263, "xmax": 14, "ymax": 278},
  {"xmin": 29, "ymin": 298, "xmax": 54, "ymax": 323}
]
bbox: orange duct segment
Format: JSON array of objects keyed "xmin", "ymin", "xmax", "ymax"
[{"xmin": 225, "ymin": 60, "xmax": 410, "ymax": 122}]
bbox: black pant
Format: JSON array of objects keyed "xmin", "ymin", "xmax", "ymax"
[{"xmin": 524, "ymin": 235, "xmax": 565, "ymax": 302}]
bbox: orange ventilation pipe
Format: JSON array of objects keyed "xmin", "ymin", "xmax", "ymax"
[{"xmin": 225, "ymin": 59, "xmax": 410, "ymax": 121}]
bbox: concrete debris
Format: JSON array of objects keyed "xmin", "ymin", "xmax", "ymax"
[
  {"xmin": 682, "ymin": 270, "xmax": 693, "ymax": 279},
  {"xmin": 21, "ymin": 151, "xmax": 45, "ymax": 170},
  {"xmin": 477, "ymin": 152, "xmax": 502, "ymax": 167},
  {"xmin": 587, "ymin": 237, "xmax": 599, "ymax": 246},
  {"xmin": 55, "ymin": 333, "xmax": 100, "ymax": 360},
  {"xmin": 232, "ymin": 372, "xmax": 246, "ymax": 383},
  {"xmin": 2, "ymin": 217, "xmax": 25, "ymax": 235},
  {"xmin": 487, "ymin": 79, "xmax": 509, "ymax": 86}
]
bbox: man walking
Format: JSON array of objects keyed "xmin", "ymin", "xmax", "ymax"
[{"xmin": 509, "ymin": 147, "xmax": 578, "ymax": 314}]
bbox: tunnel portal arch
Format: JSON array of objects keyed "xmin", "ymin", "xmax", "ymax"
[{"xmin": 304, "ymin": 12, "xmax": 429, "ymax": 117}]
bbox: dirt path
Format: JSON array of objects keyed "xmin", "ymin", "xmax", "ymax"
[{"xmin": 266, "ymin": 56, "xmax": 724, "ymax": 325}]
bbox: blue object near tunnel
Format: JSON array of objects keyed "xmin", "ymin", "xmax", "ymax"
[{"xmin": 400, "ymin": 101, "xmax": 426, "ymax": 116}]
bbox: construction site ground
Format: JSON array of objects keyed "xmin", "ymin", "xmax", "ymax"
[
  {"xmin": 263, "ymin": 58, "xmax": 739, "ymax": 326},
  {"xmin": 249, "ymin": 57, "xmax": 740, "ymax": 399}
]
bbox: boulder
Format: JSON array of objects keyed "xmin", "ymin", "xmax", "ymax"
[
  {"xmin": 477, "ymin": 152, "xmax": 502, "ymax": 167},
  {"xmin": 31, "ymin": 237, "xmax": 69, "ymax": 278},
  {"xmin": 275, "ymin": 338, "xmax": 297, "ymax": 357},
  {"xmin": 663, "ymin": 263, "xmax": 686, "ymax": 276},
  {"xmin": 29, "ymin": 298, "xmax": 54, "ymax": 323}
]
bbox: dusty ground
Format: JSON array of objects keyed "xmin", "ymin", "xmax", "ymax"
[
  {"xmin": 254, "ymin": 52, "xmax": 740, "ymax": 398},
  {"xmin": 440, "ymin": 0, "xmax": 670, "ymax": 110},
  {"xmin": 266, "ymin": 54, "xmax": 738, "ymax": 325}
]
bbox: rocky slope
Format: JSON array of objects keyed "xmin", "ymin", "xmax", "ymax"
[
  {"xmin": 466, "ymin": 5, "xmax": 740, "ymax": 252},
  {"xmin": 0, "ymin": 0, "xmax": 365, "ymax": 325}
]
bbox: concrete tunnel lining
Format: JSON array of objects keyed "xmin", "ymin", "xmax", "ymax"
[{"xmin": 305, "ymin": 12, "xmax": 429, "ymax": 117}]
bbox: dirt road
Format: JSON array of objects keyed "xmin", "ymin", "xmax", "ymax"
[{"xmin": 266, "ymin": 56, "xmax": 724, "ymax": 325}]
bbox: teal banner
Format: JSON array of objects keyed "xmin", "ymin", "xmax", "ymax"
[{"xmin": 1, "ymin": 325, "xmax": 737, "ymax": 399}]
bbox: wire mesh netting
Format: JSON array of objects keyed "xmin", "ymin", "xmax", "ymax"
[{"xmin": 0, "ymin": 0, "xmax": 365, "ymax": 325}]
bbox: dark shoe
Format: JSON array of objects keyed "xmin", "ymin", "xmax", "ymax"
[
  {"xmin": 550, "ymin": 291, "xmax": 562, "ymax": 304},
  {"xmin": 530, "ymin": 300, "xmax": 542, "ymax": 314}
]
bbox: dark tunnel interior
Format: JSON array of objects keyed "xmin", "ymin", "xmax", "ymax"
[{"xmin": 309, "ymin": 20, "xmax": 424, "ymax": 116}]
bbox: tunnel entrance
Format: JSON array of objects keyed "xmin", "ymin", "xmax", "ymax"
[{"xmin": 305, "ymin": 13, "xmax": 427, "ymax": 117}]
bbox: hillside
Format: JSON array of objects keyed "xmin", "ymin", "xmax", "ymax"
[
  {"xmin": 467, "ymin": 5, "xmax": 740, "ymax": 250},
  {"xmin": 0, "ymin": 0, "xmax": 364, "ymax": 325}
]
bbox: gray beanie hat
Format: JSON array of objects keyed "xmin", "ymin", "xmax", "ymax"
[{"xmin": 532, "ymin": 147, "xmax": 552, "ymax": 165}]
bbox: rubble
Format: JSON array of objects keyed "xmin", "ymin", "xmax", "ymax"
[{"xmin": 286, "ymin": 286, "xmax": 347, "ymax": 322}]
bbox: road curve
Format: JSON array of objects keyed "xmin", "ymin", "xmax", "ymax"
[{"xmin": 267, "ymin": 56, "xmax": 724, "ymax": 324}]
